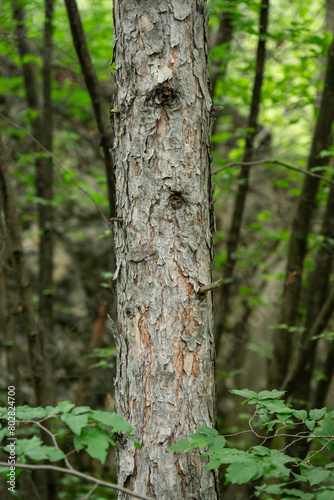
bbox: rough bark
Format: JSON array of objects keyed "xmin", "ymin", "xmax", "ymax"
[
  {"xmin": 112, "ymin": 2, "xmax": 219, "ymax": 499},
  {"xmin": 215, "ymin": 0, "xmax": 269, "ymax": 354},
  {"xmin": 64, "ymin": 0, "xmax": 116, "ymax": 219},
  {"xmin": 269, "ymin": 34, "xmax": 334, "ymax": 389}
]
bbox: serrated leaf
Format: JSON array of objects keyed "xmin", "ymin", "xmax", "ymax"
[
  {"xmin": 57, "ymin": 402, "xmax": 75, "ymax": 414},
  {"xmin": 225, "ymin": 461, "xmax": 258, "ymax": 484},
  {"xmin": 251, "ymin": 446, "xmax": 271, "ymax": 456},
  {"xmin": 305, "ymin": 419, "xmax": 315, "ymax": 431},
  {"xmin": 16, "ymin": 406, "xmax": 47, "ymax": 419},
  {"xmin": 90, "ymin": 411, "xmax": 133, "ymax": 433},
  {"xmin": 230, "ymin": 389, "xmax": 258, "ymax": 400},
  {"xmin": 72, "ymin": 406, "xmax": 92, "ymax": 415},
  {"xmin": 61, "ymin": 413, "xmax": 88, "ymax": 435},
  {"xmin": 257, "ymin": 390, "xmax": 286, "ymax": 400},
  {"xmin": 45, "ymin": 406, "xmax": 61, "ymax": 417},
  {"xmin": 293, "ymin": 410, "xmax": 308, "ymax": 421},
  {"xmin": 196, "ymin": 426, "xmax": 218, "ymax": 437},
  {"xmin": 309, "ymin": 409, "xmax": 326, "ymax": 421},
  {"xmin": 306, "ymin": 468, "xmax": 330, "ymax": 486},
  {"xmin": 316, "ymin": 491, "xmax": 334, "ymax": 500},
  {"xmin": 81, "ymin": 427, "xmax": 111, "ymax": 463},
  {"xmin": 14, "ymin": 436, "xmax": 62, "ymax": 461},
  {"xmin": 170, "ymin": 439, "xmax": 191, "ymax": 453},
  {"xmin": 47, "ymin": 448, "xmax": 66, "ymax": 462},
  {"xmin": 208, "ymin": 435, "xmax": 226, "ymax": 454}
]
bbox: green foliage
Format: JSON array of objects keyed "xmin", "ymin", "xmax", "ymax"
[
  {"xmin": 84, "ymin": 347, "xmax": 117, "ymax": 369},
  {"xmin": 0, "ymin": 402, "xmax": 139, "ymax": 469},
  {"xmin": 170, "ymin": 390, "xmax": 334, "ymax": 497}
]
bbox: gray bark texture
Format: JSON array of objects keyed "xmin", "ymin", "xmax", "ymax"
[{"xmin": 112, "ymin": 1, "xmax": 219, "ymax": 499}]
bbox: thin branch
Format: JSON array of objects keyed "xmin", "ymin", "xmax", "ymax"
[
  {"xmin": 198, "ymin": 279, "xmax": 223, "ymax": 294},
  {"xmin": 0, "ymin": 113, "xmax": 110, "ymax": 227},
  {"xmin": 79, "ymin": 483, "xmax": 98, "ymax": 499},
  {"xmin": 31, "ymin": 420, "xmax": 74, "ymax": 470},
  {"xmin": 307, "ymin": 437, "xmax": 334, "ymax": 460},
  {"xmin": 0, "ymin": 462, "xmax": 155, "ymax": 500},
  {"xmin": 213, "ymin": 159, "xmax": 334, "ymax": 185}
]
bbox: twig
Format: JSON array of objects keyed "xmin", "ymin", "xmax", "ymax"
[
  {"xmin": 198, "ymin": 279, "xmax": 223, "ymax": 294},
  {"xmin": 307, "ymin": 436, "xmax": 334, "ymax": 460},
  {"xmin": 79, "ymin": 483, "xmax": 98, "ymax": 499},
  {"xmin": 0, "ymin": 461, "xmax": 155, "ymax": 500},
  {"xmin": 31, "ymin": 419, "xmax": 74, "ymax": 470},
  {"xmin": 0, "ymin": 112, "xmax": 110, "ymax": 226},
  {"xmin": 213, "ymin": 159, "xmax": 334, "ymax": 185}
]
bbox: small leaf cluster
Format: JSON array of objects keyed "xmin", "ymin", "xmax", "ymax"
[{"xmin": 0, "ymin": 402, "xmax": 138, "ymax": 468}]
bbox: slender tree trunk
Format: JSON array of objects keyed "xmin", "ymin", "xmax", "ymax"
[
  {"xmin": 210, "ymin": 0, "xmax": 236, "ymax": 92},
  {"xmin": 38, "ymin": 0, "xmax": 55, "ymax": 405},
  {"xmin": 0, "ymin": 218, "xmax": 21, "ymax": 400},
  {"xmin": 64, "ymin": 0, "xmax": 116, "ymax": 219},
  {"xmin": 215, "ymin": 0, "xmax": 269, "ymax": 353},
  {"xmin": 11, "ymin": 0, "xmax": 56, "ymax": 406},
  {"xmin": 112, "ymin": 2, "xmax": 219, "ymax": 499},
  {"xmin": 269, "ymin": 33, "xmax": 334, "ymax": 389},
  {"xmin": 0, "ymin": 130, "xmax": 45, "ymax": 406}
]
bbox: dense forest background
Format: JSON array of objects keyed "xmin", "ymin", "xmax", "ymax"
[{"xmin": 1, "ymin": 0, "xmax": 334, "ymax": 498}]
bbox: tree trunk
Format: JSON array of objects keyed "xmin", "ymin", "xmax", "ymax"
[
  {"xmin": 269, "ymin": 33, "xmax": 334, "ymax": 389},
  {"xmin": 112, "ymin": 2, "xmax": 219, "ymax": 499}
]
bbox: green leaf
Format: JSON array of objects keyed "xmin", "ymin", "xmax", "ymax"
[
  {"xmin": 305, "ymin": 419, "xmax": 315, "ymax": 431},
  {"xmin": 170, "ymin": 439, "xmax": 191, "ymax": 453},
  {"xmin": 90, "ymin": 411, "xmax": 133, "ymax": 433},
  {"xmin": 316, "ymin": 491, "xmax": 334, "ymax": 500},
  {"xmin": 14, "ymin": 436, "xmax": 65, "ymax": 461},
  {"xmin": 306, "ymin": 468, "xmax": 330, "ymax": 486},
  {"xmin": 15, "ymin": 406, "xmax": 47, "ymax": 419},
  {"xmin": 257, "ymin": 390, "xmax": 286, "ymax": 400},
  {"xmin": 230, "ymin": 388, "xmax": 258, "ymax": 400},
  {"xmin": 79, "ymin": 427, "xmax": 111, "ymax": 464},
  {"xmin": 309, "ymin": 409, "xmax": 326, "ymax": 421},
  {"xmin": 57, "ymin": 402, "xmax": 75, "ymax": 414},
  {"xmin": 61, "ymin": 413, "xmax": 88, "ymax": 435},
  {"xmin": 72, "ymin": 406, "xmax": 92, "ymax": 415},
  {"xmin": 251, "ymin": 446, "xmax": 271, "ymax": 456},
  {"xmin": 293, "ymin": 409, "xmax": 308, "ymax": 421},
  {"xmin": 225, "ymin": 460, "xmax": 258, "ymax": 484}
]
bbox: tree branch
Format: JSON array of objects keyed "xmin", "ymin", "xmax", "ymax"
[
  {"xmin": 0, "ymin": 462, "xmax": 155, "ymax": 500},
  {"xmin": 213, "ymin": 159, "xmax": 334, "ymax": 185}
]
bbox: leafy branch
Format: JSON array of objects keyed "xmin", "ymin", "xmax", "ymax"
[{"xmin": 170, "ymin": 389, "xmax": 334, "ymax": 496}]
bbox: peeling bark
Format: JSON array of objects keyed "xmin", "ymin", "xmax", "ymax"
[{"xmin": 112, "ymin": 2, "xmax": 219, "ymax": 499}]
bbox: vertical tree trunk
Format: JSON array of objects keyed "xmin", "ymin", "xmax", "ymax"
[
  {"xmin": 269, "ymin": 34, "xmax": 334, "ymax": 389},
  {"xmin": 215, "ymin": 0, "xmax": 269, "ymax": 354},
  {"xmin": 112, "ymin": 2, "xmax": 219, "ymax": 499},
  {"xmin": 38, "ymin": 0, "xmax": 54, "ymax": 405},
  {"xmin": 64, "ymin": 0, "xmax": 116, "ymax": 219}
]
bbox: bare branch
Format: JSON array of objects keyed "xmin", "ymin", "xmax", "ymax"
[
  {"xmin": 198, "ymin": 280, "xmax": 223, "ymax": 294},
  {"xmin": 213, "ymin": 159, "xmax": 334, "ymax": 185},
  {"xmin": 0, "ymin": 462, "xmax": 155, "ymax": 500}
]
